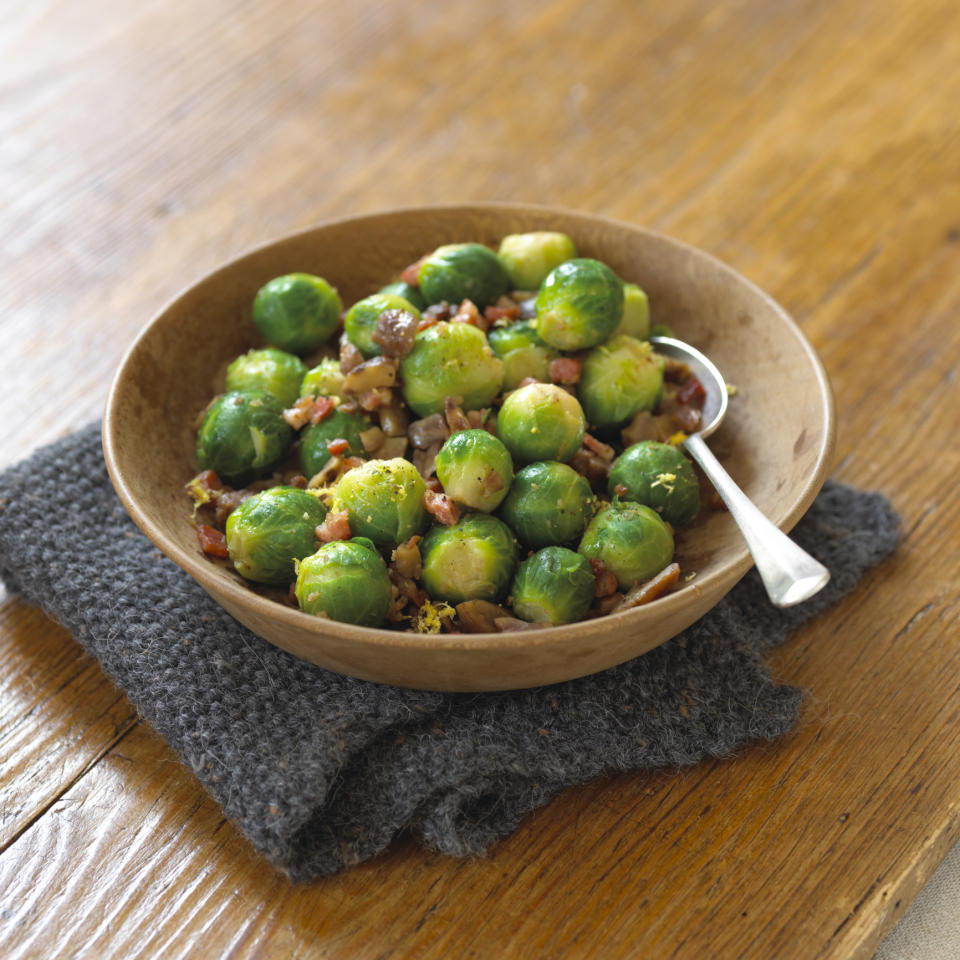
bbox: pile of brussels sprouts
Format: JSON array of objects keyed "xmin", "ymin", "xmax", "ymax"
[{"xmin": 188, "ymin": 232, "xmax": 708, "ymax": 633}]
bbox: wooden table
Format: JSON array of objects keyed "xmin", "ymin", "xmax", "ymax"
[{"xmin": 2, "ymin": 1, "xmax": 958, "ymax": 956}]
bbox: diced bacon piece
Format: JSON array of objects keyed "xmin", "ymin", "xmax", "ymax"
[
  {"xmin": 613, "ymin": 483, "xmax": 629, "ymax": 497},
  {"xmin": 583, "ymin": 432, "xmax": 615, "ymax": 460},
  {"xmin": 417, "ymin": 316, "xmax": 438, "ymax": 332},
  {"xmin": 451, "ymin": 299, "xmax": 489, "ymax": 332},
  {"xmin": 197, "ymin": 525, "xmax": 228, "ymax": 558},
  {"xmin": 213, "ymin": 490, "xmax": 248, "ymax": 526},
  {"xmin": 549, "ymin": 357, "xmax": 582, "ymax": 385},
  {"xmin": 310, "ymin": 396, "xmax": 336, "ymax": 424},
  {"xmin": 674, "ymin": 405, "xmax": 701, "ymax": 432},
  {"xmin": 516, "ymin": 376, "xmax": 539, "ymax": 390},
  {"xmin": 315, "ymin": 510, "xmax": 351, "ymax": 543},
  {"xmin": 283, "ymin": 396, "xmax": 315, "ymax": 430},
  {"xmin": 326, "ymin": 438, "xmax": 350, "ymax": 457},
  {"xmin": 589, "ymin": 558, "xmax": 619, "ymax": 598},
  {"xmin": 677, "ymin": 376, "xmax": 706, "ymax": 405},
  {"xmin": 358, "ymin": 387, "xmax": 393, "ymax": 411},
  {"xmin": 422, "ymin": 302, "xmax": 452, "ymax": 323},
  {"xmin": 400, "ymin": 257, "xmax": 426, "ymax": 286},
  {"xmin": 288, "ymin": 474, "xmax": 308, "ymax": 489},
  {"xmin": 484, "ymin": 303, "xmax": 521, "ymax": 324},
  {"xmin": 423, "ymin": 490, "xmax": 460, "ymax": 526}
]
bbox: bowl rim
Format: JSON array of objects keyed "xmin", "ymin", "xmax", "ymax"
[{"xmin": 102, "ymin": 201, "xmax": 836, "ymax": 656}]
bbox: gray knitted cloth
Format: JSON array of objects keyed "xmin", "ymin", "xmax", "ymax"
[{"xmin": 0, "ymin": 424, "xmax": 898, "ymax": 882}]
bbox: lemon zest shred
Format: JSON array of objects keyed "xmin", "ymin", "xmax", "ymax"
[{"xmin": 413, "ymin": 599, "xmax": 456, "ymax": 634}]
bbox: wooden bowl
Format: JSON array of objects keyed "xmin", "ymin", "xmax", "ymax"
[{"xmin": 103, "ymin": 204, "xmax": 835, "ymax": 691}]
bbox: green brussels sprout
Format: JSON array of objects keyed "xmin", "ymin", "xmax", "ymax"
[
  {"xmin": 499, "ymin": 461, "xmax": 594, "ymax": 548},
  {"xmin": 225, "ymin": 486, "xmax": 327, "ymax": 585},
  {"xmin": 225, "ymin": 347, "xmax": 307, "ymax": 407},
  {"xmin": 578, "ymin": 334, "xmax": 665, "ymax": 430},
  {"xmin": 534, "ymin": 258, "xmax": 624, "ymax": 350},
  {"xmin": 196, "ymin": 390, "xmax": 294, "ymax": 485},
  {"xmin": 487, "ymin": 320, "xmax": 560, "ymax": 390},
  {"xmin": 649, "ymin": 322, "xmax": 674, "ymax": 338},
  {"xmin": 295, "ymin": 538, "xmax": 392, "ymax": 626},
  {"xmin": 344, "ymin": 293, "xmax": 423, "ymax": 359},
  {"xmin": 399, "ymin": 321, "xmax": 504, "ymax": 418},
  {"xmin": 299, "ymin": 356, "xmax": 346, "ymax": 400},
  {"xmin": 435, "ymin": 430, "xmax": 513, "ymax": 512},
  {"xmin": 609, "ymin": 441, "xmax": 700, "ymax": 527},
  {"xmin": 252, "ymin": 273, "xmax": 342, "ymax": 355},
  {"xmin": 578, "ymin": 501, "xmax": 674, "ymax": 591},
  {"xmin": 332, "ymin": 458, "xmax": 427, "ymax": 549},
  {"xmin": 417, "ymin": 243, "xmax": 510, "ymax": 309},
  {"xmin": 420, "ymin": 514, "xmax": 519, "ymax": 604},
  {"xmin": 497, "ymin": 382, "xmax": 585, "ymax": 464},
  {"xmin": 299, "ymin": 408, "xmax": 373, "ymax": 478},
  {"xmin": 614, "ymin": 283, "xmax": 651, "ymax": 340},
  {"xmin": 510, "ymin": 546, "xmax": 594, "ymax": 625},
  {"xmin": 378, "ymin": 281, "xmax": 427, "ymax": 311},
  {"xmin": 497, "ymin": 232, "xmax": 578, "ymax": 291}
]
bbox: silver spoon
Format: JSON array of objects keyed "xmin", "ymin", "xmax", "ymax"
[{"xmin": 649, "ymin": 335, "xmax": 830, "ymax": 607}]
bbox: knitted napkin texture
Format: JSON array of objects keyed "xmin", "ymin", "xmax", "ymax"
[{"xmin": 0, "ymin": 424, "xmax": 899, "ymax": 882}]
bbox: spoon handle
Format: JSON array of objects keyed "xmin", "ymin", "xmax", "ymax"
[{"xmin": 682, "ymin": 433, "xmax": 830, "ymax": 607}]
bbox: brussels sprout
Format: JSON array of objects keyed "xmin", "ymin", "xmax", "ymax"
[
  {"xmin": 497, "ymin": 382, "xmax": 585, "ymax": 464},
  {"xmin": 400, "ymin": 321, "xmax": 504, "ymax": 418},
  {"xmin": 225, "ymin": 486, "xmax": 326, "ymax": 585},
  {"xmin": 417, "ymin": 243, "xmax": 510, "ymax": 309},
  {"xmin": 332, "ymin": 458, "xmax": 427, "ymax": 549},
  {"xmin": 295, "ymin": 538, "xmax": 391, "ymax": 626},
  {"xmin": 487, "ymin": 320, "xmax": 559, "ymax": 390},
  {"xmin": 510, "ymin": 546, "xmax": 594, "ymax": 625},
  {"xmin": 578, "ymin": 501, "xmax": 674, "ymax": 591},
  {"xmin": 420, "ymin": 514, "xmax": 519, "ymax": 604},
  {"xmin": 252, "ymin": 273, "xmax": 342, "ymax": 354},
  {"xmin": 649, "ymin": 322, "xmax": 674, "ymax": 338},
  {"xmin": 435, "ymin": 430, "xmax": 513, "ymax": 512},
  {"xmin": 196, "ymin": 390, "xmax": 294, "ymax": 485},
  {"xmin": 499, "ymin": 461, "xmax": 594, "ymax": 548},
  {"xmin": 344, "ymin": 293, "xmax": 422, "ymax": 359},
  {"xmin": 609, "ymin": 441, "xmax": 700, "ymax": 527},
  {"xmin": 534, "ymin": 258, "xmax": 624, "ymax": 350},
  {"xmin": 299, "ymin": 408, "xmax": 373, "ymax": 478},
  {"xmin": 614, "ymin": 283, "xmax": 651, "ymax": 340},
  {"xmin": 379, "ymin": 281, "xmax": 427, "ymax": 311},
  {"xmin": 497, "ymin": 232, "xmax": 578, "ymax": 291},
  {"xmin": 299, "ymin": 356, "xmax": 346, "ymax": 400},
  {"xmin": 225, "ymin": 347, "xmax": 307, "ymax": 407},
  {"xmin": 578, "ymin": 334, "xmax": 665, "ymax": 430}
]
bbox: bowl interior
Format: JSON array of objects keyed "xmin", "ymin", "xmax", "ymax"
[{"xmin": 103, "ymin": 204, "xmax": 834, "ymax": 690}]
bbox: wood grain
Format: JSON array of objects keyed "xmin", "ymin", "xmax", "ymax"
[{"xmin": 1, "ymin": 0, "xmax": 959, "ymax": 956}]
